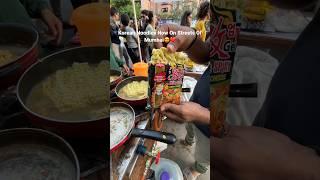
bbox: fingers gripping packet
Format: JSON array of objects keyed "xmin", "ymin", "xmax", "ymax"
[
  {"xmin": 149, "ymin": 48, "xmax": 186, "ymax": 108},
  {"xmin": 210, "ymin": 4, "xmax": 241, "ymax": 137}
]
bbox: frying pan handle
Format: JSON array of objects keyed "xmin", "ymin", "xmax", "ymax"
[{"xmin": 131, "ymin": 128, "xmax": 176, "ymax": 144}]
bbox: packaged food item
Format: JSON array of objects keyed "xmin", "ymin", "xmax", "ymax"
[
  {"xmin": 149, "ymin": 48, "xmax": 186, "ymax": 109},
  {"xmin": 154, "ymin": 64, "xmax": 166, "ymax": 108},
  {"xmin": 210, "ymin": 3, "xmax": 241, "ymax": 137}
]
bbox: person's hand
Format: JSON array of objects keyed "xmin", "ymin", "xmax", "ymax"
[
  {"xmin": 160, "ymin": 102, "xmax": 209, "ymax": 124},
  {"xmin": 41, "ymin": 9, "xmax": 63, "ymax": 45},
  {"xmin": 122, "ymin": 64, "xmax": 130, "ymax": 75},
  {"xmin": 154, "ymin": 24, "xmax": 195, "ymax": 53},
  {"xmin": 212, "ymin": 126, "xmax": 320, "ymax": 180}
]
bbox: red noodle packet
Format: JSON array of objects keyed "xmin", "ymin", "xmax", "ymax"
[
  {"xmin": 210, "ymin": 4, "xmax": 241, "ymax": 137},
  {"xmin": 149, "ymin": 63, "xmax": 184, "ymax": 109}
]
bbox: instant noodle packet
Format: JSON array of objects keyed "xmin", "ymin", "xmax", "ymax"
[
  {"xmin": 210, "ymin": 3, "xmax": 241, "ymax": 137},
  {"xmin": 149, "ymin": 48, "xmax": 187, "ymax": 109}
]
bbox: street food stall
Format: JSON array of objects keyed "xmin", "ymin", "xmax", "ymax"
[
  {"xmin": 110, "ymin": 47, "xmax": 191, "ymax": 178},
  {"xmin": 110, "ymin": 52, "xmax": 206, "ymax": 180},
  {"xmin": 109, "ymin": 0, "xmax": 213, "ymax": 178},
  {"xmin": 0, "ymin": 2, "xmax": 108, "ymax": 180}
]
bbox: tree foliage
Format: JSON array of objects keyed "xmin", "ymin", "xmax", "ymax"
[
  {"xmin": 110, "ymin": 0, "xmax": 141, "ymax": 18},
  {"xmin": 171, "ymin": 1, "xmax": 197, "ymax": 20}
]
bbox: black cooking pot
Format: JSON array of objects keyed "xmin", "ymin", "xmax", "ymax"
[
  {"xmin": 110, "ymin": 69, "xmax": 122, "ymax": 90},
  {"xmin": 115, "ymin": 76, "xmax": 148, "ymax": 107},
  {"xmin": 0, "ymin": 128, "xmax": 80, "ymax": 180},
  {"xmin": 0, "ymin": 23, "xmax": 39, "ymax": 90},
  {"xmin": 17, "ymin": 46, "xmax": 108, "ymax": 138}
]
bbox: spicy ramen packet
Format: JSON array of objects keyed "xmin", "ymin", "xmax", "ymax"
[
  {"xmin": 210, "ymin": 3, "xmax": 241, "ymax": 137},
  {"xmin": 148, "ymin": 48, "xmax": 185, "ymax": 109}
]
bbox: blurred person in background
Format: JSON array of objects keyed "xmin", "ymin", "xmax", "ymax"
[
  {"xmin": 181, "ymin": 10, "xmax": 193, "ymax": 27},
  {"xmin": 195, "ymin": 1, "xmax": 210, "ymax": 42},
  {"xmin": 139, "ymin": 9, "xmax": 149, "ymax": 32},
  {"xmin": 129, "ymin": 18, "xmax": 136, "ymax": 30},
  {"xmin": 110, "ymin": 45, "xmax": 130, "ymax": 74},
  {"xmin": 139, "ymin": 9, "xmax": 149, "ymax": 61},
  {"xmin": 110, "ymin": 6, "xmax": 123, "ymax": 60},
  {"xmin": 120, "ymin": 14, "xmax": 140, "ymax": 64},
  {"xmin": 145, "ymin": 10, "xmax": 157, "ymax": 61},
  {"xmin": 155, "ymin": 14, "xmax": 161, "ymax": 28},
  {"xmin": 0, "ymin": 0, "xmax": 63, "ymax": 45}
]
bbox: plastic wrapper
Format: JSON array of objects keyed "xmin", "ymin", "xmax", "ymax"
[
  {"xmin": 210, "ymin": 4, "xmax": 241, "ymax": 137},
  {"xmin": 149, "ymin": 48, "xmax": 186, "ymax": 109}
]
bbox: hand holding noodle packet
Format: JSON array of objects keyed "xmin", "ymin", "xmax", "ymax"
[{"xmin": 149, "ymin": 47, "xmax": 187, "ymax": 109}]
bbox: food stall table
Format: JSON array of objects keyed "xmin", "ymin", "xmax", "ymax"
[
  {"xmin": 111, "ymin": 111, "xmax": 151, "ymax": 180},
  {"xmin": 128, "ymin": 139, "xmax": 155, "ymax": 180}
]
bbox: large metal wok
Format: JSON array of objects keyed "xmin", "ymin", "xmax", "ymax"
[
  {"xmin": 0, "ymin": 23, "xmax": 39, "ymax": 90},
  {"xmin": 0, "ymin": 128, "xmax": 80, "ymax": 180},
  {"xmin": 115, "ymin": 76, "xmax": 148, "ymax": 107},
  {"xmin": 110, "ymin": 69, "xmax": 122, "ymax": 90},
  {"xmin": 110, "ymin": 102, "xmax": 176, "ymax": 153},
  {"xmin": 17, "ymin": 46, "xmax": 108, "ymax": 138}
]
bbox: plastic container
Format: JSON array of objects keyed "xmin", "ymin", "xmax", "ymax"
[
  {"xmin": 133, "ymin": 62, "xmax": 148, "ymax": 77},
  {"xmin": 150, "ymin": 158, "xmax": 183, "ymax": 180},
  {"xmin": 71, "ymin": 3, "xmax": 109, "ymax": 46}
]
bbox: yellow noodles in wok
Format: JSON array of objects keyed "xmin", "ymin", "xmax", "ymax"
[
  {"xmin": 42, "ymin": 61, "xmax": 108, "ymax": 113},
  {"xmin": 119, "ymin": 81, "xmax": 148, "ymax": 100},
  {"xmin": 0, "ymin": 50, "xmax": 16, "ymax": 67},
  {"xmin": 110, "ymin": 76, "xmax": 119, "ymax": 82}
]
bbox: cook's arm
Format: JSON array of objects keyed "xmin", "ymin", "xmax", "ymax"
[
  {"xmin": 19, "ymin": 0, "xmax": 50, "ymax": 18},
  {"xmin": 193, "ymin": 106, "xmax": 210, "ymax": 125},
  {"xmin": 212, "ymin": 126, "xmax": 320, "ymax": 180},
  {"xmin": 113, "ymin": 49, "xmax": 125, "ymax": 67},
  {"xmin": 185, "ymin": 37, "xmax": 210, "ymax": 65},
  {"xmin": 116, "ymin": 56, "xmax": 124, "ymax": 67},
  {"xmin": 155, "ymin": 24, "xmax": 210, "ymax": 64},
  {"xmin": 161, "ymin": 102, "xmax": 210, "ymax": 125}
]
